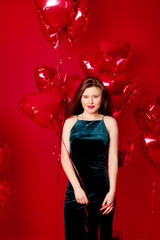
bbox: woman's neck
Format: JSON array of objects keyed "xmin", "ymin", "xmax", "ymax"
[{"xmin": 78, "ymin": 112, "xmax": 102, "ymax": 120}]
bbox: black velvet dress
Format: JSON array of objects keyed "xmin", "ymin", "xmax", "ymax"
[{"xmin": 64, "ymin": 115, "xmax": 115, "ymax": 240}]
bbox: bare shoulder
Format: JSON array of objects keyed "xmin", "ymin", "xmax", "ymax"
[
  {"xmin": 62, "ymin": 115, "xmax": 77, "ymax": 132},
  {"xmin": 103, "ymin": 116, "xmax": 118, "ymax": 134},
  {"xmin": 104, "ymin": 115, "xmax": 117, "ymax": 125}
]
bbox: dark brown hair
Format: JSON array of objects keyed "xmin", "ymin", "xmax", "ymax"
[{"xmin": 66, "ymin": 77, "xmax": 113, "ymax": 119}]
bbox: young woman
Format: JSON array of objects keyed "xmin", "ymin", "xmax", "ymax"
[{"xmin": 61, "ymin": 77, "xmax": 118, "ymax": 240}]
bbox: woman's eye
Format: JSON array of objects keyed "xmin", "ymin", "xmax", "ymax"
[{"xmin": 83, "ymin": 95, "xmax": 99, "ymax": 99}]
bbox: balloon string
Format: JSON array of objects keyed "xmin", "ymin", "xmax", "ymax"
[
  {"xmin": 55, "ymin": 46, "xmax": 62, "ymax": 85},
  {"xmin": 148, "ymin": 172, "xmax": 156, "ymax": 240},
  {"xmin": 59, "ymin": 133, "xmax": 88, "ymax": 195},
  {"xmin": 63, "ymin": 45, "xmax": 72, "ymax": 83},
  {"xmin": 55, "ymin": 47, "xmax": 60, "ymax": 80},
  {"xmin": 59, "ymin": 47, "xmax": 62, "ymax": 82},
  {"xmin": 60, "ymin": 133, "xmax": 88, "ymax": 237},
  {"xmin": 52, "ymin": 118, "xmax": 88, "ymax": 194}
]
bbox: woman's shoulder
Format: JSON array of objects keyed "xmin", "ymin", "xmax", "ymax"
[
  {"xmin": 63, "ymin": 115, "xmax": 77, "ymax": 130},
  {"xmin": 103, "ymin": 115, "xmax": 118, "ymax": 130},
  {"xmin": 104, "ymin": 115, "xmax": 116, "ymax": 122},
  {"xmin": 65, "ymin": 115, "xmax": 77, "ymax": 123}
]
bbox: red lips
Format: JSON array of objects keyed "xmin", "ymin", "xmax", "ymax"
[{"xmin": 87, "ymin": 105, "xmax": 95, "ymax": 109}]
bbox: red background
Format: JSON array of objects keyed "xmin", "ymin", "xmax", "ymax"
[{"xmin": 0, "ymin": 0, "xmax": 160, "ymax": 239}]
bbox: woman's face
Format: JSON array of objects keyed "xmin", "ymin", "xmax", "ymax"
[{"xmin": 81, "ymin": 86, "xmax": 103, "ymax": 114}]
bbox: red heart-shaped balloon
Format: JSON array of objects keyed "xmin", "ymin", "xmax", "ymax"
[
  {"xmin": 66, "ymin": 0, "xmax": 89, "ymax": 44},
  {"xmin": 134, "ymin": 101, "xmax": 160, "ymax": 135},
  {"xmin": 34, "ymin": 0, "xmax": 73, "ymax": 31},
  {"xmin": 19, "ymin": 87, "xmax": 65, "ymax": 131},
  {"xmin": 100, "ymin": 40, "xmax": 131, "ymax": 75},
  {"xmin": 34, "ymin": 64, "xmax": 59, "ymax": 90},
  {"xmin": 80, "ymin": 40, "xmax": 131, "ymax": 77},
  {"xmin": 140, "ymin": 132, "xmax": 160, "ymax": 169},
  {"xmin": 79, "ymin": 52, "xmax": 105, "ymax": 77},
  {"xmin": 100, "ymin": 73, "xmax": 141, "ymax": 118},
  {"xmin": 38, "ymin": 13, "xmax": 63, "ymax": 48}
]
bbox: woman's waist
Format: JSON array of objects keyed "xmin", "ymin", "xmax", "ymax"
[
  {"xmin": 74, "ymin": 165, "xmax": 108, "ymax": 178},
  {"xmin": 66, "ymin": 173, "xmax": 109, "ymax": 193}
]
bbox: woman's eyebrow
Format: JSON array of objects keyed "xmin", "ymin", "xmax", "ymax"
[{"xmin": 83, "ymin": 93, "xmax": 100, "ymax": 96}]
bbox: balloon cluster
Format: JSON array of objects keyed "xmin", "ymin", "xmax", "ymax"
[
  {"xmin": 20, "ymin": 1, "xmax": 89, "ymax": 131},
  {"xmin": 34, "ymin": 0, "xmax": 89, "ymax": 48},
  {"xmin": 0, "ymin": 142, "xmax": 10, "ymax": 217},
  {"xmin": 79, "ymin": 40, "xmax": 141, "ymax": 118},
  {"xmin": 19, "ymin": 65, "xmax": 83, "ymax": 133},
  {"xmin": 134, "ymin": 96, "xmax": 160, "ymax": 169}
]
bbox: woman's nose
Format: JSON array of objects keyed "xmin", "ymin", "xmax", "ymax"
[{"xmin": 89, "ymin": 97, "xmax": 93, "ymax": 103}]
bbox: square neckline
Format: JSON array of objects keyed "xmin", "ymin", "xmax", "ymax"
[
  {"xmin": 70, "ymin": 115, "xmax": 109, "ymax": 143},
  {"xmin": 77, "ymin": 115, "xmax": 105, "ymax": 122}
]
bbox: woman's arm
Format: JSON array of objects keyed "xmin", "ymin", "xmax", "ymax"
[
  {"xmin": 100, "ymin": 116, "xmax": 119, "ymax": 214},
  {"xmin": 107, "ymin": 117, "xmax": 119, "ymax": 194},
  {"xmin": 61, "ymin": 117, "xmax": 89, "ymax": 205}
]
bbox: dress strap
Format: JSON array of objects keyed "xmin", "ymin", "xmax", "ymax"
[{"xmin": 77, "ymin": 115, "xmax": 79, "ymax": 120}]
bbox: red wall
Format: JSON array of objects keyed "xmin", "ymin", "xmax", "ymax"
[{"xmin": 0, "ymin": 0, "xmax": 160, "ymax": 240}]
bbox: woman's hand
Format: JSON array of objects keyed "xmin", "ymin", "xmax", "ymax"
[
  {"xmin": 74, "ymin": 186, "xmax": 89, "ymax": 205},
  {"xmin": 100, "ymin": 190, "xmax": 115, "ymax": 215}
]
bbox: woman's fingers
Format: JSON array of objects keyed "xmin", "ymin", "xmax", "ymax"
[
  {"xmin": 100, "ymin": 202, "xmax": 114, "ymax": 215},
  {"xmin": 77, "ymin": 198, "xmax": 86, "ymax": 204},
  {"xmin": 102, "ymin": 204, "xmax": 114, "ymax": 215},
  {"xmin": 100, "ymin": 201, "xmax": 114, "ymax": 211},
  {"xmin": 102, "ymin": 206, "xmax": 114, "ymax": 215},
  {"xmin": 79, "ymin": 197, "xmax": 85, "ymax": 204},
  {"xmin": 102, "ymin": 197, "xmax": 108, "ymax": 206},
  {"xmin": 82, "ymin": 196, "xmax": 89, "ymax": 204},
  {"xmin": 74, "ymin": 187, "xmax": 89, "ymax": 205},
  {"xmin": 85, "ymin": 196, "xmax": 89, "ymax": 204},
  {"xmin": 76, "ymin": 196, "xmax": 89, "ymax": 205}
]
